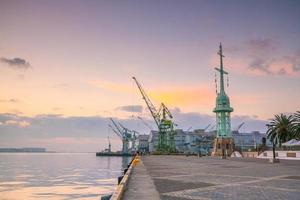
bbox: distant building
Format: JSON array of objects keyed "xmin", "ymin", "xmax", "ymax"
[
  {"xmin": 148, "ymin": 129, "xmax": 214, "ymax": 154},
  {"xmin": 146, "ymin": 128, "xmax": 270, "ymax": 154},
  {"xmin": 138, "ymin": 134, "xmax": 149, "ymax": 153},
  {"xmin": 174, "ymin": 129, "xmax": 187, "ymax": 152},
  {"xmin": 148, "ymin": 130, "xmax": 158, "ymax": 152},
  {"xmin": 185, "ymin": 130, "xmax": 215, "ymax": 154},
  {"xmin": 232, "ymin": 130, "xmax": 271, "ymax": 151}
]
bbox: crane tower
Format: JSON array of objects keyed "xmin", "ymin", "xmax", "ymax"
[{"xmin": 132, "ymin": 77, "xmax": 176, "ymax": 153}]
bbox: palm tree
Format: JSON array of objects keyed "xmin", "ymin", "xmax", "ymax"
[
  {"xmin": 266, "ymin": 113, "xmax": 295, "ymax": 160},
  {"xmin": 292, "ymin": 111, "xmax": 300, "ymax": 140}
]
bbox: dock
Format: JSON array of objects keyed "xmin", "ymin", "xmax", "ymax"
[
  {"xmin": 122, "ymin": 158, "xmax": 160, "ymax": 200},
  {"xmin": 96, "ymin": 152, "xmax": 133, "ymax": 157},
  {"xmin": 122, "ymin": 155, "xmax": 300, "ymax": 200}
]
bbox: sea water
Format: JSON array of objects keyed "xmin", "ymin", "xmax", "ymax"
[{"xmin": 0, "ymin": 153, "xmax": 131, "ymax": 200}]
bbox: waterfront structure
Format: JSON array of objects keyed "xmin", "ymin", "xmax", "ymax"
[
  {"xmin": 233, "ymin": 131, "xmax": 271, "ymax": 151},
  {"xmin": 103, "ymin": 137, "xmax": 112, "ymax": 153},
  {"xmin": 149, "ymin": 130, "xmax": 181, "ymax": 152},
  {"xmin": 133, "ymin": 77, "xmax": 176, "ymax": 152},
  {"xmin": 109, "ymin": 118, "xmax": 140, "ymax": 154},
  {"xmin": 137, "ymin": 134, "xmax": 149, "ymax": 153},
  {"xmin": 186, "ymin": 130, "xmax": 215, "ymax": 155},
  {"xmin": 148, "ymin": 130, "xmax": 159, "ymax": 152},
  {"xmin": 212, "ymin": 43, "xmax": 234, "ymax": 157},
  {"xmin": 147, "ymin": 128, "xmax": 267, "ymax": 154},
  {"xmin": 148, "ymin": 129, "xmax": 214, "ymax": 154},
  {"xmin": 109, "ymin": 119, "xmax": 130, "ymax": 154}
]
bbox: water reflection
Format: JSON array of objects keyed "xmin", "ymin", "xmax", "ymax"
[{"xmin": 0, "ymin": 153, "xmax": 131, "ymax": 200}]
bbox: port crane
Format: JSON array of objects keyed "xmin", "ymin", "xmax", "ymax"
[
  {"xmin": 109, "ymin": 118, "xmax": 131, "ymax": 154},
  {"xmin": 104, "ymin": 136, "xmax": 111, "ymax": 153},
  {"xmin": 109, "ymin": 118, "xmax": 140, "ymax": 153},
  {"xmin": 118, "ymin": 121, "xmax": 139, "ymax": 151},
  {"xmin": 235, "ymin": 122, "xmax": 245, "ymax": 132},
  {"xmin": 137, "ymin": 116, "xmax": 154, "ymax": 131},
  {"xmin": 204, "ymin": 124, "xmax": 211, "ymax": 132},
  {"xmin": 132, "ymin": 77, "xmax": 176, "ymax": 152}
]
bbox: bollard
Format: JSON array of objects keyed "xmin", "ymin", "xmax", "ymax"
[
  {"xmin": 101, "ymin": 194, "xmax": 112, "ymax": 200},
  {"xmin": 118, "ymin": 176, "xmax": 124, "ymax": 185}
]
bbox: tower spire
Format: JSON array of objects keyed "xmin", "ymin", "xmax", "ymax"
[
  {"xmin": 218, "ymin": 43, "xmax": 224, "ymax": 93},
  {"xmin": 212, "ymin": 43, "xmax": 234, "ymax": 158},
  {"xmin": 215, "ymin": 43, "xmax": 228, "ymax": 94}
]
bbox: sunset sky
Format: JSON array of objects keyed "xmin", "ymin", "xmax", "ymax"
[{"xmin": 0, "ymin": 0, "xmax": 299, "ymax": 152}]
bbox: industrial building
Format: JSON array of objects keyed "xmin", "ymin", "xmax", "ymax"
[
  {"xmin": 148, "ymin": 129, "xmax": 215, "ymax": 154},
  {"xmin": 141, "ymin": 128, "xmax": 270, "ymax": 155},
  {"xmin": 137, "ymin": 134, "xmax": 149, "ymax": 154},
  {"xmin": 232, "ymin": 130, "xmax": 271, "ymax": 151}
]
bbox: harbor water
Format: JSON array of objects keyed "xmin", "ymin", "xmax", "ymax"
[{"xmin": 0, "ymin": 153, "xmax": 131, "ymax": 200}]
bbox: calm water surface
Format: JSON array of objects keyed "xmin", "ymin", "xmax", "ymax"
[{"xmin": 0, "ymin": 153, "xmax": 131, "ymax": 200}]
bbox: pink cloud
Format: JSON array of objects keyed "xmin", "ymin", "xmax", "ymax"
[{"xmin": 210, "ymin": 40, "xmax": 300, "ymax": 77}]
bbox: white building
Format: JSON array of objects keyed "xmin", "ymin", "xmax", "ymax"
[{"xmin": 137, "ymin": 134, "xmax": 149, "ymax": 153}]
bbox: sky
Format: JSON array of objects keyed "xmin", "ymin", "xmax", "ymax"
[{"xmin": 0, "ymin": 0, "xmax": 299, "ymax": 152}]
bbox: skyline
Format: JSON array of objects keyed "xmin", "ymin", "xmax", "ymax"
[{"xmin": 0, "ymin": 0, "xmax": 299, "ymax": 151}]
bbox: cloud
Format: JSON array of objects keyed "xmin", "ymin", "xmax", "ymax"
[
  {"xmin": 245, "ymin": 38, "xmax": 276, "ymax": 53},
  {"xmin": 0, "ymin": 112, "xmax": 268, "ymax": 152},
  {"xmin": 218, "ymin": 39, "xmax": 300, "ymax": 76},
  {"xmin": 231, "ymin": 115, "xmax": 268, "ymax": 132},
  {"xmin": 0, "ymin": 57, "xmax": 31, "ymax": 69},
  {"xmin": 248, "ymin": 57, "xmax": 271, "ymax": 74},
  {"xmin": 0, "ymin": 98, "xmax": 19, "ymax": 103},
  {"xmin": 116, "ymin": 105, "xmax": 143, "ymax": 113},
  {"xmin": 1, "ymin": 119, "xmax": 30, "ymax": 127}
]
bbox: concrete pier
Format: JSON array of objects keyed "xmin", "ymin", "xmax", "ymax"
[
  {"xmin": 123, "ymin": 155, "xmax": 300, "ymax": 200},
  {"xmin": 122, "ymin": 159, "xmax": 160, "ymax": 200}
]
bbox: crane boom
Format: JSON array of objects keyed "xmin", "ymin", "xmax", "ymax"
[
  {"xmin": 236, "ymin": 122, "xmax": 245, "ymax": 132},
  {"xmin": 118, "ymin": 122, "xmax": 128, "ymax": 131},
  {"xmin": 209, "ymin": 124, "xmax": 216, "ymax": 131},
  {"xmin": 137, "ymin": 116, "xmax": 153, "ymax": 130},
  {"xmin": 109, "ymin": 118, "xmax": 123, "ymax": 135},
  {"xmin": 108, "ymin": 124, "xmax": 123, "ymax": 139},
  {"xmin": 204, "ymin": 124, "xmax": 211, "ymax": 131},
  {"xmin": 132, "ymin": 76, "xmax": 176, "ymax": 152},
  {"xmin": 158, "ymin": 103, "xmax": 173, "ymax": 119},
  {"xmin": 132, "ymin": 77, "xmax": 160, "ymax": 127}
]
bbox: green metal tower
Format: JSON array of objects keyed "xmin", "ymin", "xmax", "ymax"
[{"xmin": 212, "ymin": 43, "xmax": 235, "ymax": 157}]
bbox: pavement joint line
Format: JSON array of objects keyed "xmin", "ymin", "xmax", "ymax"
[
  {"xmin": 152, "ymin": 172, "xmax": 265, "ymax": 180},
  {"xmin": 138, "ymin": 156, "xmax": 300, "ymax": 199},
  {"xmin": 247, "ymin": 185, "xmax": 300, "ymax": 192},
  {"xmin": 161, "ymin": 175, "xmax": 289, "ymax": 196},
  {"xmin": 163, "ymin": 184, "xmax": 300, "ymax": 200},
  {"xmin": 280, "ymin": 178, "xmax": 300, "ymax": 181},
  {"xmin": 162, "ymin": 193, "xmax": 213, "ymax": 200}
]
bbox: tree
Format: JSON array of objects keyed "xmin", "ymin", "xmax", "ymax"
[
  {"xmin": 292, "ymin": 111, "xmax": 300, "ymax": 140},
  {"xmin": 266, "ymin": 113, "xmax": 295, "ymax": 160}
]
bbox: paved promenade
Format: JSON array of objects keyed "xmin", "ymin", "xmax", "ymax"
[
  {"xmin": 122, "ymin": 158, "xmax": 160, "ymax": 200},
  {"xmin": 123, "ymin": 155, "xmax": 300, "ymax": 200}
]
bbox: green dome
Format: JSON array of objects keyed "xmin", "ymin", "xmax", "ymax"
[{"xmin": 213, "ymin": 92, "xmax": 233, "ymax": 113}]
